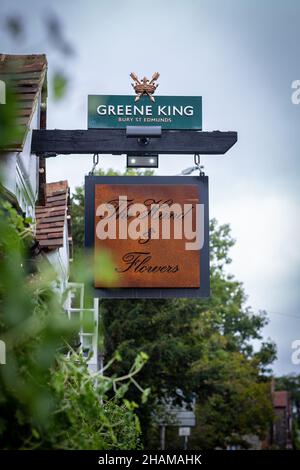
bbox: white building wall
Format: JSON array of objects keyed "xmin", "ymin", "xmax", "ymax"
[
  {"xmin": 0, "ymin": 151, "xmax": 17, "ymax": 194},
  {"xmin": 1, "ymin": 89, "xmax": 72, "ymax": 314},
  {"xmin": 0, "ymin": 97, "xmax": 40, "ymax": 219},
  {"xmin": 45, "ymin": 220, "xmax": 70, "ymax": 296},
  {"xmin": 18, "ymin": 102, "xmax": 39, "ymax": 200}
]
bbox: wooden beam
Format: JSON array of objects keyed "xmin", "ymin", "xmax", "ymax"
[{"xmin": 31, "ymin": 129, "xmax": 237, "ymax": 156}]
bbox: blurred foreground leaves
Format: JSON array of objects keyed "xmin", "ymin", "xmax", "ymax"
[{"xmin": 0, "ymin": 198, "xmax": 146, "ymax": 449}]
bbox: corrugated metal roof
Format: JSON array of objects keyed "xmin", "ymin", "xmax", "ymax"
[
  {"xmin": 0, "ymin": 54, "xmax": 47, "ymax": 151},
  {"xmin": 36, "ymin": 180, "xmax": 73, "ymax": 255}
]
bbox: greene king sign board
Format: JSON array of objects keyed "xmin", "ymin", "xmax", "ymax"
[{"xmin": 88, "ymin": 95, "xmax": 202, "ymax": 130}]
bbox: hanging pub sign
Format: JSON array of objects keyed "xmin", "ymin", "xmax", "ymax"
[
  {"xmin": 88, "ymin": 72, "xmax": 202, "ymax": 130},
  {"xmin": 85, "ymin": 175, "xmax": 209, "ymax": 298}
]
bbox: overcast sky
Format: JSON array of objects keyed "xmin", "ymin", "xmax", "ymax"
[{"xmin": 1, "ymin": 0, "xmax": 300, "ymax": 375}]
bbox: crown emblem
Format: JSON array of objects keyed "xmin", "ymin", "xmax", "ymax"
[{"xmin": 130, "ymin": 72, "xmax": 160, "ymax": 102}]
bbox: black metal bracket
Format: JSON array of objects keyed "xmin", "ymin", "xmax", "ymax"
[
  {"xmin": 125, "ymin": 125, "xmax": 162, "ymax": 146},
  {"xmin": 36, "ymin": 152, "xmax": 58, "ymax": 159}
]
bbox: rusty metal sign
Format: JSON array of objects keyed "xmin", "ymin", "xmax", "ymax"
[{"xmin": 85, "ymin": 175, "xmax": 209, "ymax": 298}]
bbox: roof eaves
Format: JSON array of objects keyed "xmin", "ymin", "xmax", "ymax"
[{"xmin": 0, "ymin": 54, "xmax": 47, "ymax": 152}]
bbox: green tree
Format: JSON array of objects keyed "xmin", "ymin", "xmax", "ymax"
[
  {"xmin": 100, "ymin": 221, "xmax": 276, "ymax": 448},
  {"xmin": 71, "ymin": 171, "xmax": 276, "ymax": 449}
]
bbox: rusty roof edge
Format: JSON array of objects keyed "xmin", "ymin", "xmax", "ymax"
[
  {"xmin": 0, "ymin": 54, "xmax": 47, "ymax": 152},
  {"xmin": 0, "ymin": 53, "xmax": 47, "ymax": 65}
]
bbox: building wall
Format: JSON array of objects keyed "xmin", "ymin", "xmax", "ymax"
[
  {"xmin": 17, "ymin": 99, "xmax": 40, "ymax": 200},
  {"xmin": 0, "ymin": 151, "xmax": 17, "ymax": 195},
  {"xmin": 45, "ymin": 220, "xmax": 70, "ymax": 296},
  {"xmin": 0, "ymin": 100, "xmax": 40, "ymax": 218},
  {"xmin": 1, "ymin": 82, "xmax": 72, "ymax": 302},
  {"xmin": 273, "ymin": 408, "xmax": 288, "ymax": 448}
]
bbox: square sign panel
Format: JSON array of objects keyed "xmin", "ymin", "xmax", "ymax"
[{"xmin": 85, "ymin": 176, "xmax": 209, "ymax": 298}]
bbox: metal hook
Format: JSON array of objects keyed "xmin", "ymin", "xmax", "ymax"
[
  {"xmin": 89, "ymin": 153, "xmax": 100, "ymax": 175},
  {"xmin": 194, "ymin": 154, "xmax": 205, "ymax": 176}
]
